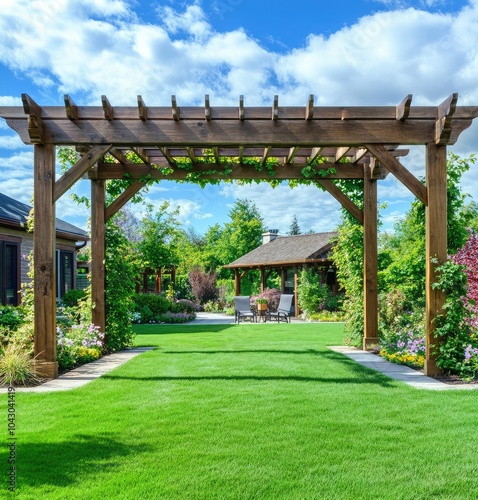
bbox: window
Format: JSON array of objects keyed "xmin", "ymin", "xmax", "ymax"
[
  {"xmin": 56, "ymin": 250, "xmax": 74, "ymax": 299},
  {"xmin": 0, "ymin": 240, "xmax": 20, "ymax": 306}
]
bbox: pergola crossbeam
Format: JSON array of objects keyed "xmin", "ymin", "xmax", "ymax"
[{"xmin": 54, "ymin": 144, "xmax": 112, "ymax": 202}]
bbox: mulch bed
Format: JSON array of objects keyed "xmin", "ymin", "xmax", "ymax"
[{"xmin": 428, "ymin": 373, "xmax": 478, "ymax": 385}]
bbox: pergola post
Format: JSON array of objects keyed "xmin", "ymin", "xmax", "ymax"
[
  {"xmin": 33, "ymin": 143, "xmax": 58, "ymax": 378},
  {"xmin": 424, "ymin": 144, "xmax": 447, "ymax": 375},
  {"xmin": 363, "ymin": 178, "xmax": 379, "ymax": 349},
  {"xmin": 91, "ymin": 179, "xmax": 106, "ymax": 337}
]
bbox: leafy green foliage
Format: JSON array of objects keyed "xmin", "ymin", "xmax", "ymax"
[
  {"xmin": 105, "ymin": 217, "xmax": 139, "ymax": 351},
  {"xmin": 330, "ymin": 216, "xmax": 364, "ymax": 346},
  {"xmin": 297, "ymin": 270, "xmax": 329, "ymax": 318},
  {"xmin": 136, "ymin": 202, "xmax": 182, "ymax": 269}
]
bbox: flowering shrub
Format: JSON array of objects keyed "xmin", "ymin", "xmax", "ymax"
[
  {"xmin": 432, "ymin": 258, "xmax": 478, "ymax": 378},
  {"xmin": 251, "ymin": 288, "xmax": 281, "ymax": 311},
  {"xmin": 380, "ymin": 325, "xmax": 426, "ymax": 369},
  {"xmin": 57, "ymin": 323, "xmax": 104, "ymax": 369},
  {"xmin": 173, "ymin": 299, "xmax": 201, "ymax": 314},
  {"xmin": 158, "ymin": 312, "xmax": 196, "ymax": 323},
  {"xmin": 131, "ymin": 294, "xmax": 200, "ymax": 323}
]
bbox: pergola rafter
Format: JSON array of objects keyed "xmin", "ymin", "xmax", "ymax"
[{"xmin": 1, "ymin": 92, "xmax": 477, "ymax": 379}]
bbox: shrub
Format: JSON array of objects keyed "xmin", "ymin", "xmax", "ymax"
[
  {"xmin": 432, "ymin": 258, "xmax": 478, "ymax": 378},
  {"xmin": 0, "ymin": 343, "xmax": 40, "ymax": 386},
  {"xmin": 133, "ymin": 294, "xmax": 171, "ymax": 316},
  {"xmin": 56, "ymin": 323, "xmax": 104, "ymax": 370},
  {"xmin": 158, "ymin": 312, "xmax": 196, "ymax": 323},
  {"xmin": 60, "ymin": 289, "xmax": 86, "ymax": 307},
  {"xmin": 0, "ymin": 305, "xmax": 25, "ymax": 331},
  {"xmin": 297, "ymin": 270, "xmax": 329, "ymax": 318},
  {"xmin": 309, "ymin": 311, "xmax": 346, "ymax": 322},
  {"xmin": 251, "ymin": 288, "xmax": 281, "ymax": 310},
  {"xmin": 188, "ymin": 267, "xmax": 218, "ymax": 304},
  {"xmin": 172, "ymin": 299, "xmax": 201, "ymax": 314}
]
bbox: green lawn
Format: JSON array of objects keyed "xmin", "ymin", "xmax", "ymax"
[{"xmin": 4, "ymin": 323, "xmax": 478, "ymax": 499}]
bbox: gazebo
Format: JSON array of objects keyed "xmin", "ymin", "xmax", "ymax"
[
  {"xmin": 225, "ymin": 231, "xmax": 339, "ymax": 317},
  {"xmin": 0, "ymin": 92, "xmax": 477, "ymax": 378}
]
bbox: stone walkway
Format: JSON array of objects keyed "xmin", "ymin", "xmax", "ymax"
[
  {"xmin": 328, "ymin": 346, "xmax": 478, "ymax": 391},
  {"xmin": 9, "ymin": 314, "xmax": 478, "ymax": 392}
]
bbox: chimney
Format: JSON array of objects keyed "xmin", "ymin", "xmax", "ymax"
[{"xmin": 262, "ymin": 229, "xmax": 279, "ymax": 245}]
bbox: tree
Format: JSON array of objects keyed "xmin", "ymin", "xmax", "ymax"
[
  {"xmin": 288, "ymin": 215, "xmax": 301, "ymax": 235},
  {"xmin": 136, "ymin": 202, "xmax": 182, "ymax": 270},
  {"xmin": 214, "ymin": 199, "xmax": 266, "ymax": 273}
]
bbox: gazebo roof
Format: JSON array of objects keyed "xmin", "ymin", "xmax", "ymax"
[{"xmin": 225, "ymin": 232, "xmax": 337, "ymax": 269}]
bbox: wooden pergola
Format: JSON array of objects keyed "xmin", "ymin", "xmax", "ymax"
[{"xmin": 0, "ymin": 93, "xmax": 477, "ymax": 378}]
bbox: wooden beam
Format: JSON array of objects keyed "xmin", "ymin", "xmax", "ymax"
[
  {"xmin": 171, "ymin": 95, "xmax": 180, "ymax": 121},
  {"xmin": 351, "ymin": 147, "xmax": 368, "ymax": 163},
  {"xmin": 335, "ymin": 146, "xmax": 350, "ymax": 162},
  {"xmin": 396, "ymin": 94, "xmax": 412, "ymax": 121},
  {"xmin": 205, "ymin": 94, "xmax": 211, "ymax": 121},
  {"xmin": 91, "ymin": 179, "xmax": 106, "ymax": 338},
  {"xmin": 309, "ymin": 147, "xmax": 324, "ymax": 163},
  {"xmin": 101, "ymin": 95, "xmax": 114, "ymax": 121},
  {"xmin": 425, "ymin": 144, "xmax": 447, "ymax": 375},
  {"xmin": 186, "ymin": 147, "xmax": 196, "ymax": 162},
  {"xmin": 64, "ymin": 94, "xmax": 79, "ymax": 120},
  {"xmin": 137, "ymin": 95, "xmax": 148, "ymax": 121},
  {"xmin": 436, "ymin": 93, "xmax": 458, "ymax": 144},
  {"xmin": 316, "ymin": 179, "xmax": 364, "ymax": 224},
  {"xmin": 272, "ymin": 95, "xmax": 279, "ymax": 120},
  {"xmin": 93, "ymin": 162, "xmax": 370, "ymax": 180},
  {"xmin": 105, "ymin": 180, "xmax": 146, "ymax": 221},
  {"xmin": 11, "ymin": 118, "xmax": 437, "ymax": 146},
  {"xmin": 54, "ymin": 144, "xmax": 112, "ymax": 202},
  {"xmin": 365, "ymin": 144, "xmax": 428, "ymax": 205},
  {"xmin": 33, "ymin": 143, "xmax": 58, "ymax": 378},
  {"xmin": 130, "ymin": 146, "xmax": 150, "ymax": 164},
  {"xmin": 306, "ymin": 95, "xmax": 314, "ymax": 120},
  {"xmin": 363, "ymin": 178, "xmax": 379, "ymax": 349},
  {"xmin": 262, "ymin": 146, "xmax": 271, "ymax": 166},
  {"xmin": 286, "ymin": 146, "xmax": 299, "ymax": 164},
  {"xmin": 239, "ymin": 95, "xmax": 244, "ymax": 120},
  {"xmin": 158, "ymin": 147, "xmax": 175, "ymax": 166},
  {"xmin": 21, "ymin": 94, "xmax": 45, "ymax": 144}
]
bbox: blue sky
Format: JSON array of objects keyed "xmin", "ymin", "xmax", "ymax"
[{"xmin": 0, "ymin": 0, "xmax": 477, "ymax": 236}]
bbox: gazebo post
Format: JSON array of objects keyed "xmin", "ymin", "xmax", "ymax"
[
  {"xmin": 260, "ymin": 268, "xmax": 266, "ymax": 292},
  {"xmin": 424, "ymin": 144, "xmax": 447, "ymax": 375},
  {"xmin": 33, "ymin": 143, "xmax": 58, "ymax": 378},
  {"xmin": 363, "ymin": 177, "xmax": 379, "ymax": 349},
  {"xmin": 91, "ymin": 179, "xmax": 106, "ymax": 337},
  {"xmin": 234, "ymin": 269, "xmax": 241, "ymax": 295}
]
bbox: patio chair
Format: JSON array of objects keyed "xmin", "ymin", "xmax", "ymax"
[
  {"xmin": 265, "ymin": 294, "xmax": 294, "ymax": 323},
  {"xmin": 234, "ymin": 296, "xmax": 257, "ymax": 323}
]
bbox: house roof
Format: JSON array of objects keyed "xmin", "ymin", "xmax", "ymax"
[
  {"xmin": 224, "ymin": 232, "xmax": 338, "ymax": 269},
  {"xmin": 0, "ymin": 192, "xmax": 88, "ymax": 241}
]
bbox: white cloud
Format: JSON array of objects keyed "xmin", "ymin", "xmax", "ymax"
[
  {"xmin": 1, "ymin": 0, "xmax": 478, "ymax": 233},
  {"xmin": 0, "ymin": 135, "xmax": 28, "ymax": 149},
  {"xmin": 220, "ymin": 182, "xmax": 342, "ymax": 233},
  {"xmin": 0, "ymin": 96, "xmax": 22, "ymax": 106}
]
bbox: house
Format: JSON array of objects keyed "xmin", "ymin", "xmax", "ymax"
[
  {"xmin": 0, "ymin": 192, "xmax": 88, "ymax": 305},
  {"xmin": 224, "ymin": 230, "xmax": 338, "ymax": 316}
]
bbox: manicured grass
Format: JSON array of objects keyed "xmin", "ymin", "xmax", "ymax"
[{"xmin": 3, "ymin": 323, "xmax": 478, "ymax": 499}]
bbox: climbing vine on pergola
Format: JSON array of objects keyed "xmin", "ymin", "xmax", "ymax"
[{"xmin": 1, "ymin": 92, "xmax": 477, "ymax": 378}]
